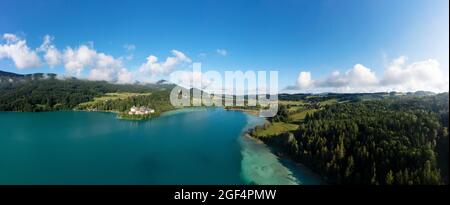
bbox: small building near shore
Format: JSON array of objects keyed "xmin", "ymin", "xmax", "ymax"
[{"xmin": 128, "ymin": 106, "xmax": 155, "ymax": 115}]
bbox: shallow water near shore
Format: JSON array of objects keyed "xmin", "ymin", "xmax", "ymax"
[
  {"xmin": 239, "ymin": 114, "xmax": 321, "ymax": 185},
  {"xmin": 0, "ymin": 109, "xmax": 320, "ymax": 185}
]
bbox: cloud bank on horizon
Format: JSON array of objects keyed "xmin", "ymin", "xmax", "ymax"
[
  {"xmin": 0, "ymin": 33, "xmax": 195, "ymax": 84},
  {"xmin": 0, "ymin": 33, "xmax": 449, "ymax": 93},
  {"xmin": 290, "ymin": 56, "xmax": 449, "ymax": 93}
]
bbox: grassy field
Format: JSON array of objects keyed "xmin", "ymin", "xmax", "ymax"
[
  {"xmin": 317, "ymin": 98, "xmax": 337, "ymax": 106},
  {"xmin": 287, "ymin": 106, "xmax": 303, "ymax": 113},
  {"xmin": 95, "ymin": 92, "xmax": 150, "ymax": 101},
  {"xmin": 289, "ymin": 109, "xmax": 318, "ymax": 122},
  {"xmin": 250, "ymin": 98, "xmax": 325, "ymax": 138},
  {"xmin": 253, "ymin": 122, "xmax": 299, "ymax": 138},
  {"xmin": 77, "ymin": 92, "xmax": 151, "ymax": 108},
  {"xmin": 279, "ymin": 100, "xmax": 307, "ymax": 113},
  {"xmin": 279, "ymin": 100, "xmax": 306, "ymax": 106}
]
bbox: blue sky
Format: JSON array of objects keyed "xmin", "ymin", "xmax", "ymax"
[{"xmin": 0, "ymin": 0, "xmax": 448, "ymax": 92}]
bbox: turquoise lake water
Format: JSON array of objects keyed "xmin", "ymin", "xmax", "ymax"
[{"xmin": 0, "ymin": 108, "xmax": 321, "ymax": 185}]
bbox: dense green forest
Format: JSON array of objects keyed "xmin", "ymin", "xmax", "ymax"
[
  {"xmin": 0, "ymin": 72, "xmax": 174, "ymax": 112},
  {"xmin": 252, "ymin": 94, "xmax": 449, "ymax": 185},
  {"xmin": 76, "ymin": 91, "xmax": 174, "ymax": 116}
]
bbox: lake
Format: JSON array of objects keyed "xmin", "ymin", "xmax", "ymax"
[{"xmin": 0, "ymin": 108, "xmax": 321, "ymax": 185}]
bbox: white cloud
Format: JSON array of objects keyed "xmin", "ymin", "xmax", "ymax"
[
  {"xmin": 36, "ymin": 37, "xmax": 135, "ymax": 83},
  {"xmin": 63, "ymin": 45, "xmax": 97, "ymax": 77},
  {"xmin": 169, "ymin": 70, "xmax": 213, "ymax": 89},
  {"xmin": 171, "ymin": 50, "xmax": 191, "ymax": 62},
  {"xmin": 139, "ymin": 50, "xmax": 192, "ymax": 78},
  {"xmin": 297, "ymin": 71, "xmax": 313, "ymax": 89},
  {"xmin": 3, "ymin": 33, "xmax": 20, "ymax": 43},
  {"xmin": 0, "ymin": 33, "xmax": 41, "ymax": 69},
  {"xmin": 44, "ymin": 48, "xmax": 62, "ymax": 68},
  {"xmin": 345, "ymin": 64, "xmax": 379, "ymax": 86},
  {"xmin": 0, "ymin": 33, "xmax": 200, "ymax": 85},
  {"xmin": 216, "ymin": 48, "xmax": 227, "ymax": 56},
  {"xmin": 117, "ymin": 68, "xmax": 134, "ymax": 84},
  {"xmin": 63, "ymin": 46, "xmax": 134, "ymax": 83},
  {"xmin": 315, "ymin": 64, "xmax": 378, "ymax": 89},
  {"xmin": 38, "ymin": 35, "xmax": 62, "ymax": 68},
  {"xmin": 381, "ymin": 56, "xmax": 448, "ymax": 92},
  {"xmin": 86, "ymin": 53, "xmax": 122, "ymax": 81},
  {"xmin": 123, "ymin": 44, "xmax": 135, "ymax": 52},
  {"xmin": 292, "ymin": 57, "xmax": 449, "ymax": 93}
]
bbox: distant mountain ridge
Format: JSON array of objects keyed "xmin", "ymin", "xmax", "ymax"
[
  {"xmin": 0, "ymin": 69, "xmax": 178, "ymax": 112},
  {"xmin": 0, "ymin": 70, "xmax": 24, "ymax": 78},
  {"xmin": 0, "ymin": 70, "xmax": 173, "ymax": 86},
  {"xmin": 0, "ymin": 70, "xmax": 59, "ymax": 82},
  {"xmin": 0, "ymin": 70, "xmax": 441, "ymax": 97}
]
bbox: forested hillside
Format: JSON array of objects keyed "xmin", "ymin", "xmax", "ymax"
[
  {"xmin": 0, "ymin": 71, "xmax": 174, "ymax": 112},
  {"xmin": 252, "ymin": 94, "xmax": 449, "ymax": 185}
]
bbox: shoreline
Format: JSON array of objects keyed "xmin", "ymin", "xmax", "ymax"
[
  {"xmin": 225, "ymin": 108, "xmax": 260, "ymax": 117},
  {"xmin": 244, "ymin": 131, "xmax": 325, "ymax": 184},
  {"xmin": 238, "ymin": 111, "xmax": 325, "ymax": 184},
  {"xmin": 2, "ymin": 107, "xmax": 323, "ymax": 184}
]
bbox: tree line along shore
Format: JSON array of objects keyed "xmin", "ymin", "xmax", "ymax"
[{"xmin": 1, "ymin": 71, "xmax": 448, "ymax": 184}]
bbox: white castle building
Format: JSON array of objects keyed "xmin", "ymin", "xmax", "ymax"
[{"xmin": 128, "ymin": 106, "xmax": 155, "ymax": 115}]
